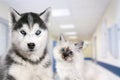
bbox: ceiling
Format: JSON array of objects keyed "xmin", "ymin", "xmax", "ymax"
[{"xmin": 1, "ymin": 0, "xmax": 110, "ymax": 41}]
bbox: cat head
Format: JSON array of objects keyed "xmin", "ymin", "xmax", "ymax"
[{"xmin": 53, "ymin": 34, "xmax": 84, "ymax": 62}]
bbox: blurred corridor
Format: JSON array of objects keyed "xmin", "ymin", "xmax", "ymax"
[{"xmin": 0, "ymin": 0, "xmax": 120, "ymax": 80}]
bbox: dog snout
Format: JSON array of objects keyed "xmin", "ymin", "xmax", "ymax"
[{"xmin": 27, "ymin": 43, "xmax": 35, "ymax": 50}]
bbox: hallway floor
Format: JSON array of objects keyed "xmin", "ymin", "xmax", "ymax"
[{"xmin": 55, "ymin": 61, "xmax": 120, "ymax": 80}]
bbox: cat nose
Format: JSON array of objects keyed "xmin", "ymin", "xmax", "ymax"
[
  {"xmin": 63, "ymin": 50, "xmax": 73, "ymax": 56},
  {"xmin": 63, "ymin": 51, "xmax": 69, "ymax": 56},
  {"xmin": 27, "ymin": 43, "xmax": 35, "ymax": 50}
]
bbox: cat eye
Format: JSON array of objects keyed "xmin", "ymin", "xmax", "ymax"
[
  {"xmin": 69, "ymin": 51, "xmax": 73, "ymax": 54},
  {"xmin": 35, "ymin": 30, "xmax": 41, "ymax": 36},
  {"xmin": 20, "ymin": 30, "xmax": 26, "ymax": 36},
  {"xmin": 61, "ymin": 48, "xmax": 65, "ymax": 52}
]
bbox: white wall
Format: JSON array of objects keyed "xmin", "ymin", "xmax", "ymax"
[
  {"xmin": 92, "ymin": 0, "xmax": 120, "ymax": 67},
  {"xmin": 0, "ymin": 2, "xmax": 9, "ymax": 19},
  {"xmin": 0, "ymin": 23, "xmax": 9, "ymax": 55},
  {"xmin": 0, "ymin": 2, "xmax": 9, "ymax": 56}
]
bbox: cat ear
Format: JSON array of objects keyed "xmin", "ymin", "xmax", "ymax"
[
  {"xmin": 39, "ymin": 7, "xmax": 51, "ymax": 23},
  {"xmin": 74, "ymin": 41, "xmax": 84, "ymax": 49},
  {"xmin": 59, "ymin": 34, "xmax": 66, "ymax": 42},
  {"xmin": 9, "ymin": 8, "xmax": 21, "ymax": 26}
]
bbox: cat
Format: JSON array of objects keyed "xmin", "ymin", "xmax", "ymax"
[
  {"xmin": 53, "ymin": 34, "xmax": 84, "ymax": 80},
  {"xmin": 53, "ymin": 34, "xmax": 109, "ymax": 80}
]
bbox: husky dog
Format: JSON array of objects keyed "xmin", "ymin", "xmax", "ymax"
[
  {"xmin": 53, "ymin": 35, "xmax": 109, "ymax": 80},
  {"xmin": 0, "ymin": 8, "xmax": 53, "ymax": 80},
  {"xmin": 53, "ymin": 35, "xmax": 85, "ymax": 80}
]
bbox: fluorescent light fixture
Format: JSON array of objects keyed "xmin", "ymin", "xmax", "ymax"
[
  {"xmin": 65, "ymin": 32, "xmax": 77, "ymax": 35},
  {"xmin": 52, "ymin": 9, "xmax": 71, "ymax": 17},
  {"xmin": 60, "ymin": 24, "xmax": 75, "ymax": 29},
  {"xmin": 68, "ymin": 36, "xmax": 78, "ymax": 39}
]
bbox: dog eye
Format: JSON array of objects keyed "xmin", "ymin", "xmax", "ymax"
[
  {"xmin": 35, "ymin": 30, "xmax": 41, "ymax": 36},
  {"xmin": 20, "ymin": 30, "xmax": 26, "ymax": 36}
]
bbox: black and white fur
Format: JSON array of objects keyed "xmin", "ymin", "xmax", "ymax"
[
  {"xmin": 53, "ymin": 35, "xmax": 109, "ymax": 80},
  {"xmin": 0, "ymin": 8, "xmax": 53, "ymax": 80}
]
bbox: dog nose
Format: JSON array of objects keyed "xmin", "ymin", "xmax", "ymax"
[{"xmin": 27, "ymin": 43, "xmax": 35, "ymax": 50}]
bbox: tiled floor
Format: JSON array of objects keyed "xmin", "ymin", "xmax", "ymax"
[
  {"xmin": 54, "ymin": 61, "xmax": 120, "ymax": 80},
  {"xmin": 97, "ymin": 65, "xmax": 120, "ymax": 80}
]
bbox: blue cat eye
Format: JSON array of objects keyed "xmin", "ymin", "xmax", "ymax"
[
  {"xmin": 61, "ymin": 48, "xmax": 65, "ymax": 52},
  {"xmin": 35, "ymin": 30, "xmax": 41, "ymax": 36},
  {"xmin": 20, "ymin": 30, "xmax": 26, "ymax": 36}
]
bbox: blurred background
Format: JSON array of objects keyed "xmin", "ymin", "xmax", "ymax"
[{"xmin": 0, "ymin": 0, "xmax": 120, "ymax": 79}]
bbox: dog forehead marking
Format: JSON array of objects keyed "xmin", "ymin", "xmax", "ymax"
[
  {"xmin": 21, "ymin": 21, "xmax": 39, "ymax": 31},
  {"xmin": 28, "ymin": 14, "xmax": 34, "ymax": 28}
]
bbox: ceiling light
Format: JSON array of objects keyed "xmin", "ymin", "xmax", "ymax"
[
  {"xmin": 68, "ymin": 36, "xmax": 78, "ymax": 39},
  {"xmin": 60, "ymin": 24, "xmax": 75, "ymax": 29},
  {"xmin": 64, "ymin": 32, "xmax": 77, "ymax": 35},
  {"xmin": 52, "ymin": 9, "xmax": 71, "ymax": 17}
]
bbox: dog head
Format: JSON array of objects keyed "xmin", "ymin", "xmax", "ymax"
[
  {"xmin": 53, "ymin": 34, "xmax": 84, "ymax": 62},
  {"xmin": 9, "ymin": 8, "xmax": 51, "ymax": 57}
]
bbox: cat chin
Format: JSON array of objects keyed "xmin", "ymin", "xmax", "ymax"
[
  {"xmin": 66, "ymin": 57, "xmax": 73, "ymax": 62},
  {"xmin": 55, "ymin": 57, "xmax": 73, "ymax": 63},
  {"xmin": 62, "ymin": 57, "xmax": 73, "ymax": 62}
]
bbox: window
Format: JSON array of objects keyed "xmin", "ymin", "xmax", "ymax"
[{"xmin": 108, "ymin": 24, "xmax": 119, "ymax": 59}]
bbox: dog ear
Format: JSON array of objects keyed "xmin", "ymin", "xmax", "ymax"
[
  {"xmin": 74, "ymin": 41, "xmax": 84, "ymax": 49},
  {"xmin": 59, "ymin": 34, "xmax": 66, "ymax": 43},
  {"xmin": 9, "ymin": 8, "xmax": 21, "ymax": 26},
  {"xmin": 39, "ymin": 7, "xmax": 51, "ymax": 23}
]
